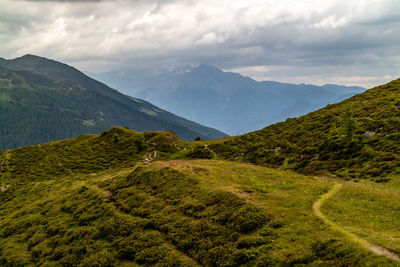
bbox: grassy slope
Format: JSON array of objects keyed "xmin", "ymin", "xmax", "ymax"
[
  {"xmin": 0, "ymin": 127, "xmax": 182, "ymax": 184},
  {"xmin": 322, "ymin": 176, "xmax": 400, "ymax": 256},
  {"xmin": 0, "ymin": 128, "xmax": 397, "ymax": 265},
  {"xmin": 206, "ymin": 78, "xmax": 400, "ymax": 179}
]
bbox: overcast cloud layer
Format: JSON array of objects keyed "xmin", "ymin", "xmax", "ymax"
[{"xmin": 1, "ymin": 0, "xmax": 399, "ymax": 87}]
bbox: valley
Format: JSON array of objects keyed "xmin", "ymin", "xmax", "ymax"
[{"xmin": 92, "ymin": 65, "xmax": 365, "ymax": 135}]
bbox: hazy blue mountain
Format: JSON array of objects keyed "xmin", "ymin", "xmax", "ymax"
[
  {"xmin": 92, "ymin": 64, "xmax": 365, "ymax": 135},
  {"xmin": 0, "ymin": 55, "xmax": 226, "ymax": 149}
]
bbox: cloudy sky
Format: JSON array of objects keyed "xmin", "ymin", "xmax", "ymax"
[{"xmin": 1, "ymin": 0, "xmax": 399, "ymax": 87}]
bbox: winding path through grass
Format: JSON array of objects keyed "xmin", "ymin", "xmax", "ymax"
[{"xmin": 313, "ymin": 182, "xmax": 400, "ymax": 263}]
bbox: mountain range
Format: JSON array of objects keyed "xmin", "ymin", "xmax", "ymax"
[
  {"xmin": 92, "ymin": 64, "xmax": 365, "ymax": 135},
  {"xmin": 0, "ymin": 55, "xmax": 226, "ymax": 150}
]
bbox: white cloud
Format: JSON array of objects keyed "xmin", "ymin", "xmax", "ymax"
[
  {"xmin": 313, "ymin": 15, "xmax": 348, "ymax": 29},
  {"xmin": 195, "ymin": 32, "xmax": 225, "ymax": 45}
]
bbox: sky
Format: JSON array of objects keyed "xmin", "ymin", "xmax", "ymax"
[{"xmin": 0, "ymin": 0, "xmax": 399, "ymax": 88}]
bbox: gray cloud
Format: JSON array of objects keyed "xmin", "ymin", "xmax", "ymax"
[
  {"xmin": 1, "ymin": 0, "xmax": 400, "ymax": 87},
  {"xmin": 19, "ymin": 0, "xmax": 107, "ymax": 2}
]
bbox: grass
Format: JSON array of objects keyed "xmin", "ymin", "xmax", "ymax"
[
  {"xmin": 0, "ymin": 127, "xmax": 399, "ymax": 265},
  {"xmin": 153, "ymin": 160, "xmax": 335, "ymax": 261},
  {"xmin": 2, "ymin": 154, "xmax": 396, "ymax": 265},
  {"xmin": 322, "ymin": 175, "xmax": 400, "ymax": 256},
  {"xmin": 155, "ymin": 160, "xmax": 400, "ymax": 265}
]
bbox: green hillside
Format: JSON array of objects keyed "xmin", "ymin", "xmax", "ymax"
[
  {"xmin": 0, "ymin": 55, "xmax": 226, "ymax": 150},
  {"xmin": 206, "ymin": 78, "xmax": 400, "ymax": 179},
  {"xmin": 0, "ymin": 127, "xmax": 399, "ymax": 265}
]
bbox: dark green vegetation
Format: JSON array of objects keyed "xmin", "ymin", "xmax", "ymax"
[
  {"xmin": 205, "ymin": 78, "xmax": 400, "ymax": 179},
  {"xmin": 0, "ymin": 127, "xmax": 398, "ymax": 265},
  {"xmin": 0, "ymin": 55, "xmax": 226, "ymax": 150}
]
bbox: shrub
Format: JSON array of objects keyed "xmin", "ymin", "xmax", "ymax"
[
  {"xmin": 80, "ymin": 250, "xmax": 115, "ymax": 267},
  {"xmin": 186, "ymin": 147, "xmax": 214, "ymax": 159},
  {"xmin": 228, "ymin": 206, "xmax": 270, "ymax": 233}
]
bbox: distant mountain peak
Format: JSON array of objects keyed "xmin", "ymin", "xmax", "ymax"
[
  {"xmin": 172, "ymin": 65, "xmax": 193, "ymax": 74},
  {"xmin": 16, "ymin": 54, "xmax": 48, "ymax": 61},
  {"xmin": 6, "ymin": 54, "xmax": 65, "ymax": 71},
  {"xmin": 12, "ymin": 54, "xmax": 70, "ymax": 69},
  {"xmin": 0, "ymin": 54, "xmax": 45, "ymax": 63},
  {"xmin": 20, "ymin": 53, "xmax": 41, "ymax": 58},
  {"xmin": 193, "ymin": 63, "xmax": 222, "ymax": 73}
]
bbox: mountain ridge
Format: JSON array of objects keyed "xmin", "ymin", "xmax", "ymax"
[
  {"xmin": 0, "ymin": 55, "xmax": 227, "ymax": 150},
  {"xmin": 92, "ymin": 64, "xmax": 365, "ymax": 135}
]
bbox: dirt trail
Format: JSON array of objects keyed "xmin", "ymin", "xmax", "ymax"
[
  {"xmin": 204, "ymin": 144, "xmax": 217, "ymax": 158},
  {"xmin": 313, "ymin": 183, "xmax": 400, "ymax": 263}
]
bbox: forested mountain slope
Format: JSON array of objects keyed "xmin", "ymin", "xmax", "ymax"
[{"xmin": 0, "ymin": 55, "xmax": 226, "ymax": 150}]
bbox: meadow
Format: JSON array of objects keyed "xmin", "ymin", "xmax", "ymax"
[{"xmin": 0, "ymin": 127, "xmax": 399, "ymax": 265}]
